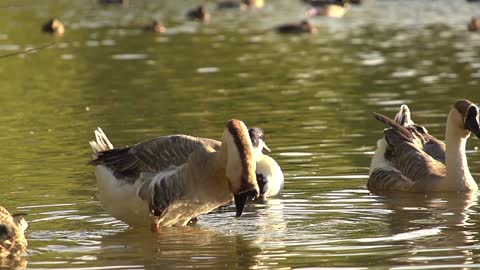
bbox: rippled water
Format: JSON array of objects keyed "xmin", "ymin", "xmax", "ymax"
[{"xmin": 1, "ymin": 0, "xmax": 480, "ymax": 269}]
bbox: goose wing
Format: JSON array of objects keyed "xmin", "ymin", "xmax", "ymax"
[
  {"xmin": 89, "ymin": 135, "xmax": 221, "ymax": 181},
  {"xmin": 409, "ymin": 124, "xmax": 446, "ymax": 164},
  {"xmin": 393, "ymin": 105, "xmax": 446, "ymax": 164},
  {"xmin": 371, "ymin": 113, "xmax": 446, "ymax": 191}
]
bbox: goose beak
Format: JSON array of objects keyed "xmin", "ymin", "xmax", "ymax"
[
  {"xmin": 263, "ymin": 143, "xmax": 271, "ymax": 153},
  {"xmin": 234, "ymin": 189, "xmax": 258, "ymax": 217},
  {"xmin": 465, "ymin": 107, "xmax": 480, "ymax": 139},
  {"xmin": 466, "ymin": 120, "xmax": 480, "ymax": 138}
]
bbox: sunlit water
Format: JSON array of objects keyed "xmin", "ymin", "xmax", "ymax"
[{"xmin": 1, "ymin": 0, "xmax": 480, "ymax": 269}]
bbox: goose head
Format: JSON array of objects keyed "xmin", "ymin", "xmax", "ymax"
[
  {"xmin": 394, "ymin": 104, "xmax": 415, "ymax": 127},
  {"xmin": 248, "ymin": 127, "xmax": 271, "ymax": 156},
  {"xmin": 450, "ymin": 100, "xmax": 480, "ymax": 139},
  {"xmin": 221, "ymin": 119, "xmax": 259, "ymax": 217}
]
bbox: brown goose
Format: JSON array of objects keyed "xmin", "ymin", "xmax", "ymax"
[
  {"xmin": 0, "ymin": 207, "xmax": 27, "ymax": 258},
  {"xmin": 369, "ymin": 100, "xmax": 480, "ymax": 193},
  {"xmin": 89, "ymin": 119, "xmax": 259, "ymax": 232}
]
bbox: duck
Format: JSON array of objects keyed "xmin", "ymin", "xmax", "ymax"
[
  {"xmin": 275, "ymin": 20, "xmax": 317, "ymax": 34},
  {"xmin": 98, "ymin": 0, "xmax": 128, "ymax": 5},
  {"xmin": 0, "ymin": 206, "xmax": 28, "ymax": 258},
  {"xmin": 306, "ymin": 2, "xmax": 348, "ymax": 18},
  {"xmin": 468, "ymin": 17, "xmax": 480, "ymax": 32},
  {"xmin": 248, "ymin": 128, "xmax": 284, "ymax": 198},
  {"xmin": 143, "ymin": 20, "xmax": 166, "ymax": 33},
  {"xmin": 303, "ymin": 0, "xmax": 360, "ymax": 6},
  {"xmin": 89, "ymin": 119, "xmax": 259, "ymax": 232},
  {"xmin": 368, "ymin": 100, "xmax": 480, "ymax": 193},
  {"xmin": 186, "ymin": 5, "xmax": 211, "ymax": 22},
  {"xmin": 42, "ymin": 18, "xmax": 65, "ymax": 36},
  {"xmin": 217, "ymin": 0, "xmax": 264, "ymax": 10}
]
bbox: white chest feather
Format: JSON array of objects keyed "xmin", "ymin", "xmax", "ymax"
[
  {"xmin": 257, "ymin": 155, "xmax": 284, "ymax": 197},
  {"xmin": 369, "ymin": 138, "xmax": 393, "ymax": 175},
  {"xmin": 95, "ymin": 166, "xmax": 151, "ymax": 227}
]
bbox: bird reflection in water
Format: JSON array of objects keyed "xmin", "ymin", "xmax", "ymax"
[{"xmin": 379, "ymin": 192, "xmax": 478, "ymax": 265}]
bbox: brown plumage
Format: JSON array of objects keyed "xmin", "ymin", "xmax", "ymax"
[
  {"xmin": 186, "ymin": 5, "xmax": 211, "ymax": 22},
  {"xmin": 89, "ymin": 119, "xmax": 259, "ymax": 231},
  {"xmin": 369, "ymin": 100, "xmax": 480, "ymax": 193},
  {"xmin": 0, "ymin": 207, "xmax": 27, "ymax": 258}
]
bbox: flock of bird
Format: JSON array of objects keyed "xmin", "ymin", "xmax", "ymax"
[
  {"xmin": 3, "ymin": 0, "xmax": 480, "ymax": 261},
  {"xmin": 40, "ymin": 0, "xmax": 480, "ymax": 36},
  {"xmin": 40, "ymin": 0, "xmax": 361, "ymax": 36}
]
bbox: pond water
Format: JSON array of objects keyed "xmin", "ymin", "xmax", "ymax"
[{"xmin": 1, "ymin": 0, "xmax": 480, "ymax": 269}]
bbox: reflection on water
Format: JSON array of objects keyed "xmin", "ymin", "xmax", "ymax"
[{"xmin": 1, "ymin": 0, "xmax": 480, "ymax": 269}]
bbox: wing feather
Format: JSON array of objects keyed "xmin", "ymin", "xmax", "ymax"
[{"xmin": 89, "ymin": 135, "xmax": 221, "ymax": 181}]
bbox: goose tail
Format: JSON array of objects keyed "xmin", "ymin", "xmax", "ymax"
[
  {"xmin": 394, "ymin": 104, "xmax": 414, "ymax": 127},
  {"xmin": 89, "ymin": 127, "xmax": 114, "ymax": 155},
  {"xmin": 372, "ymin": 112, "xmax": 414, "ymax": 142}
]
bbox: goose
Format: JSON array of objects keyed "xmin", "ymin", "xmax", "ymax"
[
  {"xmin": 89, "ymin": 119, "xmax": 259, "ymax": 232},
  {"xmin": 186, "ymin": 5, "xmax": 211, "ymax": 23},
  {"xmin": 217, "ymin": 0, "xmax": 264, "ymax": 10},
  {"xmin": 42, "ymin": 18, "xmax": 65, "ymax": 36},
  {"xmin": 0, "ymin": 207, "xmax": 27, "ymax": 258},
  {"xmin": 368, "ymin": 100, "xmax": 480, "ymax": 193},
  {"xmin": 275, "ymin": 20, "xmax": 317, "ymax": 34},
  {"xmin": 248, "ymin": 128, "xmax": 284, "ymax": 198}
]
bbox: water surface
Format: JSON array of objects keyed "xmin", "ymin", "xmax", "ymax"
[{"xmin": 1, "ymin": 0, "xmax": 480, "ymax": 269}]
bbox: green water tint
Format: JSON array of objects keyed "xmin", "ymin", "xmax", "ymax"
[{"xmin": 1, "ymin": 0, "xmax": 480, "ymax": 269}]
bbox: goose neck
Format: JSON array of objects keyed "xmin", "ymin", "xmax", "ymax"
[{"xmin": 445, "ymin": 115, "xmax": 477, "ymax": 191}]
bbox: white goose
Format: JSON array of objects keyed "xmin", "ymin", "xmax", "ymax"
[
  {"xmin": 248, "ymin": 128, "xmax": 284, "ymax": 198},
  {"xmin": 0, "ymin": 206, "xmax": 28, "ymax": 258},
  {"xmin": 89, "ymin": 119, "xmax": 259, "ymax": 232},
  {"xmin": 369, "ymin": 100, "xmax": 480, "ymax": 193}
]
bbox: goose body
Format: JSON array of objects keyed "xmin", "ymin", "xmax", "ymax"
[
  {"xmin": 369, "ymin": 100, "xmax": 480, "ymax": 193},
  {"xmin": 0, "ymin": 207, "xmax": 27, "ymax": 258},
  {"xmin": 89, "ymin": 119, "xmax": 259, "ymax": 231},
  {"xmin": 248, "ymin": 128, "xmax": 284, "ymax": 198}
]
